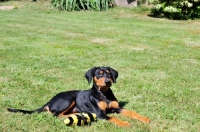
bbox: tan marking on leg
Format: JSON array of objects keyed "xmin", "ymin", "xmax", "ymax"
[
  {"xmin": 43, "ymin": 106, "xmax": 52, "ymax": 114},
  {"xmin": 108, "ymin": 101, "xmax": 119, "ymax": 108},
  {"xmin": 120, "ymin": 109, "xmax": 150, "ymax": 123},
  {"xmin": 59, "ymin": 113, "xmax": 80, "ymax": 118},
  {"xmin": 98, "ymin": 101, "xmax": 107, "ymax": 111},
  {"xmin": 58, "ymin": 101, "xmax": 76, "ymax": 117},
  {"xmin": 108, "ymin": 117, "xmax": 131, "ymax": 127}
]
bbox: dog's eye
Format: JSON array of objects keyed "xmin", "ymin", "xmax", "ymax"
[
  {"xmin": 96, "ymin": 74, "xmax": 103, "ymax": 78},
  {"xmin": 107, "ymin": 73, "xmax": 111, "ymax": 77},
  {"xmin": 100, "ymin": 74, "xmax": 103, "ymax": 77}
]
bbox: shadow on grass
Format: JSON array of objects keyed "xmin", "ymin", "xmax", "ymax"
[{"xmin": 119, "ymin": 101, "xmax": 129, "ymax": 108}]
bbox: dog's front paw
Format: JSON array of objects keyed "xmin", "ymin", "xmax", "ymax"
[
  {"xmin": 109, "ymin": 117, "xmax": 131, "ymax": 127},
  {"xmin": 139, "ymin": 117, "xmax": 150, "ymax": 123},
  {"xmin": 118, "ymin": 121, "xmax": 131, "ymax": 127}
]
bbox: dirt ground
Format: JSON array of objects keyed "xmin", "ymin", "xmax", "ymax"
[{"xmin": 0, "ymin": 6, "xmax": 14, "ymax": 10}]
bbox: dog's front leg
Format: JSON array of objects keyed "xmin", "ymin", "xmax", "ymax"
[
  {"xmin": 97, "ymin": 101, "xmax": 131, "ymax": 127},
  {"xmin": 107, "ymin": 116, "xmax": 131, "ymax": 127},
  {"xmin": 107, "ymin": 101, "xmax": 150, "ymax": 123},
  {"xmin": 120, "ymin": 109, "xmax": 150, "ymax": 123}
]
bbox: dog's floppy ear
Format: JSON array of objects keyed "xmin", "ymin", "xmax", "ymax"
[
  {"xmin": 85, "ymin": 67, "xmax": 97, "ymax": 84},
  {"xmin": 109, "ymin": 67, "xmax": 118, "ymax": 83}
]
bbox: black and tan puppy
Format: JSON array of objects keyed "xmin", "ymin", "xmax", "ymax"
[{"xmin": 8, "ymin": 66, "xmax": 150, "ymax": 127}]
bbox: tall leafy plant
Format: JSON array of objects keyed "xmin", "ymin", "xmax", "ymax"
[
  {"xmin": 51, "ymin": 0, "xmax": 115, "ymax": 11},
  {"xmin": 149, "ymin": 0, "xmax": 200, "ymax": 20}
]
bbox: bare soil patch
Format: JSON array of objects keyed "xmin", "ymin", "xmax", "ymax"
[
  {"xmin": 0, "ymin": 6, "xmax": 15, "ymax": 10},
  {"xmin": 91, "ymin": 38, "xmax": 117, "ymax": 45}
]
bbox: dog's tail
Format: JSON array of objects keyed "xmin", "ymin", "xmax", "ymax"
[{"xmin": 7, "ymin": 103, "xmax": 49, "ymax": 114}]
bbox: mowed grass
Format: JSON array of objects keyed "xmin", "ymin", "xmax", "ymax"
[{"xmin": 0, "ymin": 1, "xmax": 200, "ymax": 132}]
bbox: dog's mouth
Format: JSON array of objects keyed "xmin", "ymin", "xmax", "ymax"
[
  {"xmin": 94, "ymin": 76, "xmax": 112, "ymax": 92},
  {"xmin": 98, "ymin": 86, "xmax": 110, "ymax": 92},
  {"xmin": 97, "ymin": 82, "xmax": 112, "ymax": 92}
]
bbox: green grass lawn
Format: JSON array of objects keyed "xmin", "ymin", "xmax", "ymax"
[{"xmin": 0, "ymin": 1, "xmax": 200, "ymax": 132}]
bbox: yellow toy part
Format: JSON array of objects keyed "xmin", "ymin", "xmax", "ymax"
[
  {"xmin": 64, "ymin": 113, "xmax": 97, "ymax": 126},
  {"xmin": 64, "ymin": 114, "xmax": 84, "ymax": 126},
  {"xmin": 81, "ymin": 113, "xmax": 97, "ymax": 124}
]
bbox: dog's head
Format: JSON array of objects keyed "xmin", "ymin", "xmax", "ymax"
[{"xmin": 85, "ymin": 66, "xmax": 118, "ymax": 92}]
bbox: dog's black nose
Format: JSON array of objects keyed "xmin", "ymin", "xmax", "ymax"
[{"xmin": 105, "ymin": 79, "xmax": 111, "ymax": 83}]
